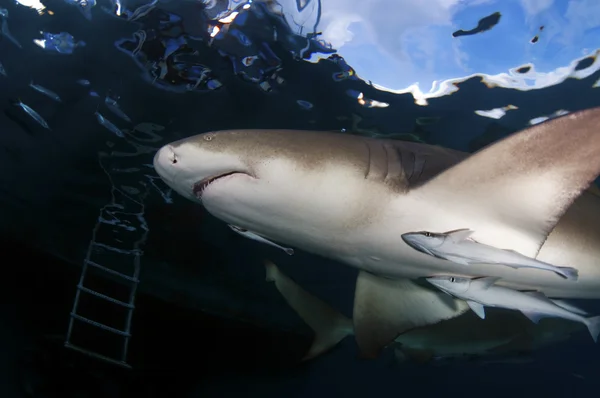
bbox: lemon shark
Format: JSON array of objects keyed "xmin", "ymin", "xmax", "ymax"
[{"xmin": 153, "ymin": 107, "xmax": 600, "ymax": 358}]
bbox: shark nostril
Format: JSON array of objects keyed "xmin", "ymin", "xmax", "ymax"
[{"xmin": 165, "ymin": 145, "xmax": 178, "ymax": 165}]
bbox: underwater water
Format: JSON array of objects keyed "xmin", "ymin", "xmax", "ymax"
[{"xmin": 0, "ymin": 0, "xmax": 600, "ymax": 396}]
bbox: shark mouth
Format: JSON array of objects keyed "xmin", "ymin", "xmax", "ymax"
[{"xmin": 192, "ymin": 172, "xmax": 249, "ymax": 199}]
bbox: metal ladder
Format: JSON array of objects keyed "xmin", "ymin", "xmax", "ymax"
[
  {"xmin": 64, "ymin": 187, "xmax": 148, "ymax": 369},
  {"xmin": 65, "ymin": 245, "xmax": 141, "ymax": 369}
]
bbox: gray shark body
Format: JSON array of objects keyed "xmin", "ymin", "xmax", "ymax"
[{"xmin": 153, "ymin": 107, "xmax": 600, "ymax": 358}]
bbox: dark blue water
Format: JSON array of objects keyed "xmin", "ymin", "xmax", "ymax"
[{"xmin": 1, "ymin": 0, "xmax": 600, "ymax": 396}]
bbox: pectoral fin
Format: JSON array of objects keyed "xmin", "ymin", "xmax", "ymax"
[
  {"xmin": 521, "ymin": 311, "xmax": 547, "ymax": 324},
  {"xmin": 263, "ymin": 260, "xmax": 353, "ymax": 361},
  {"xmin": 353, "ymin": 271, "xmax": 469, "ymax": 358},
  {"xmin": 467, "ymin": 300, "xmax": 486, "ymax": 319},
  {"xmin": 416, "ymin": 107, "xmax": 600, "ymax": 258}
]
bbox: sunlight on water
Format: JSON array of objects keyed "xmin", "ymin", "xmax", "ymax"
[{"xmin": 15, "ymin": 0, "xmax": 46, "ymax": 14}]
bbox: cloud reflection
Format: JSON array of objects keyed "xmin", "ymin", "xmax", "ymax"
[{"xmin": 285, "ymin": 0, "xmax": 600, "ymax": 101}]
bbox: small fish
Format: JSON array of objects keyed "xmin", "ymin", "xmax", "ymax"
[
  {"xmin": 89, "ymin": 90, "xmax": 100, "ymax": 97},
  {"xmin": 104, "ymin": 96, "xmax": 131, "ymax": 122},
  {"xmin": 296, "ymin": 100, "xmax": 314, "ymax": 110},
  {"xmin": 78, "ymin": 0, "xmax": 96, "ymax": 21},
  {"xmin": 76, "ymin": 79, "xmax": 91, "ymax": 86},
  {"xmin": 95, "ymin": 111, "xmax": 124, "ymax": 137},
  {"xmin": 29, "ymin": 81, "xmax": 62, "ymax": 102},
  {"xmin": 0, "ymin": 62, "xmax": 6, "ymax": 76},
  {"xmin": 15, "ymin": 100, "xmax": 50, "ymax": 129},
  {"xmin": 1, "ymin": 18, "xmax": 22, "ymax": 49},
  {"xmin": 426, "ymin": 276, "xmax": 600, "ymax": 343},
  {"xmin": 401, "ymin": 229, "xmax": 579, "ymax": 280},
  {"xmin": 229, "ymin": 225, "xmax": 294, "ymax": 255}
]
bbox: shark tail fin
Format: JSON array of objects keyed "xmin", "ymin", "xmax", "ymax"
[
  {"xmin": 585, "ymin": 315, "xmax": 600, "ymax": 343},
  {"xmin": 556, "ymin": 266, "xmax": 579, "ymax": 281},
  {"xmin": 263, "ymin": 260, "xmax": 354, "ymax": 361}
]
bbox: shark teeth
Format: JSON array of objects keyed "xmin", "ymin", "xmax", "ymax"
[{"xmin": 192, "ymin": 172, "xmax": 247, "ymax": 199}]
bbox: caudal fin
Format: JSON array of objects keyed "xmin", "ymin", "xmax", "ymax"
[
  {"xmin": 585, "ymin": 315, "xmax": 600, "ymax": 343},
  {"xmin": 264, "ymin": 260, "xmax": 354, "ymax": 360},
  {"xmin": 556, "ymin": 266, "xmax": 579, "ymax": 281}
]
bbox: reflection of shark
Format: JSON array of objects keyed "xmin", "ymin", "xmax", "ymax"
[{"xmin": 153, "ymin": 108, "xmax": 600, "ymax": 359}]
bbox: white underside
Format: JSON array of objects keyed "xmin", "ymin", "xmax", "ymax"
[
  {"xmin": 208, "ymin": 188, "xmax": 600, "ymax": 299},
  {"xmin": 196, "ymin": 156, "xmax": 600, "ymax": 300}
]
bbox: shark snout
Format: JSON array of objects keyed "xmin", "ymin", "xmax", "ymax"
[
  {"xmin": 153, "ymin": 144, "xmax": 199, "ymax": 201},
  {"xmin": 401, "ymin": 233, "xmax": 435, "ymax": 256},
  {"xmin": 153, "ymin": 145, "xmax": 177, "ymax": 180},
  {"xmin": 425, "ymin": 277, "xmax": 446, "ymax": 290},
  {"xmin": 401, "ymin": 233, "xmax": 419, "ymax": 247}
]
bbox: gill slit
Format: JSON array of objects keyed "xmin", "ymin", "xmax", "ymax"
[
  {"xmin": 413, "ymin": 154, "xmax": 426, "ymax": 183},
  {"xmin": 381, "ymin": 142, "xmax": 390, "ymax": 181}
]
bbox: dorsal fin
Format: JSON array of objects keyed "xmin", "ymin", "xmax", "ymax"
[
  {"xmin": 475, "ymin": 276, "xmax": 501, "ymax": 289},
  {"xmin": 447, "ymin": 228, "xmax": 475, "ymax": 243},
  {"xmin": 416, "ymin": 107, "xmax": 600, "ymax": 257}
]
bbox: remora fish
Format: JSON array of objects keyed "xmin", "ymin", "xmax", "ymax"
[
  {"xmin": 95, "ymin": 111, "xmax": 124, "ymax": 137},
  {"xmin": 264, "ymin": 260, "xmax": 584, "ymax": 362},
  {"xmin": 153, "ymin": 107, "xmax": 600, "ymax": 358},
  {"xmin": 426, "ymin": 276, "xmax": 600, "ymax": 342},
  {"xmin": 401, "ymin": 229, "xmax": 579, "ymax": 280},
  {"xmin": 29, "ymin": 81, "xmax": 62, "ymax": 102},
  {"xmin": 1, "ymin": 17, "xmax": 22, "ymax": 49},
  {"xmin": 15, "ymin": 100, "xmax": 50, "ymax": 129},
  {"xmin": 229, "ymin": 225, "xmax": 294, "ymax": 255},
  {"xmin": 104, "ymin": 96, "xmax": 132, "ymax": 122}
]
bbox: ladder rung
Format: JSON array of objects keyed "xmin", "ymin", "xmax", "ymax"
[
  {"xmin": 64, "ymin": 342, "xmax": 132, "ymax": 369},
  {"xmin": 91, "ymin": 242, "xmax": 143, "ymax": 256},
  {"xmin": 70, "ymin": 313, "xmax": 131, "ymax": 337},
  {"xmin": 77, "ymin": 285, "xmax": 135, "ymax": 309},
  {"xmin": 85, "ymin": 260, "xmax": 140, "ymax": 283}
]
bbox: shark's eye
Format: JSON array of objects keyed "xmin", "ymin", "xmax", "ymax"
[
  {"xmin": 171, "ymin": 155, "xmax": 178, "ymax": 164},
  {"xmin": 424, "ymin": 232, "xmax": 432, "ymax": 237},
  {"xmin": 449, "ymin": 277, "xmax": 456, "ymax": 282}
]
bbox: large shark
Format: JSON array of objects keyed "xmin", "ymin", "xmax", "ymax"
[{"xmin": 153, "ymin": 107, "xmax": 600, "ymax": 358}]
